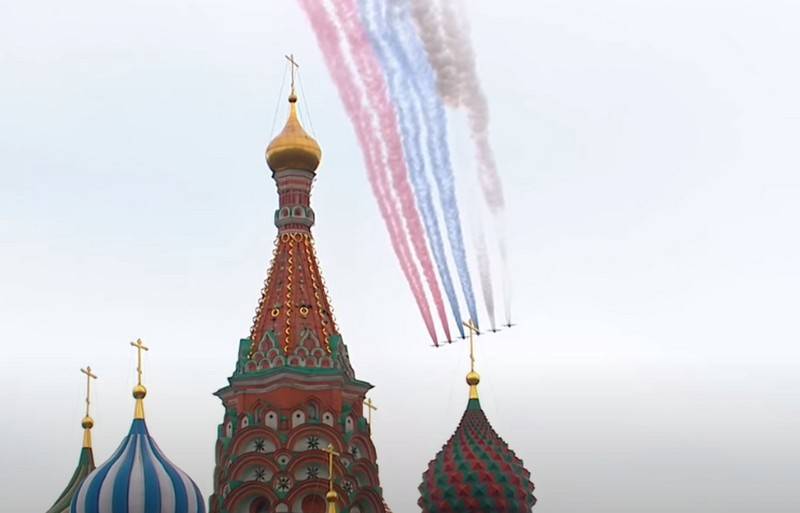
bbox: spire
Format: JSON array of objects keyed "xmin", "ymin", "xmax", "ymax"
[
  {"xmin": 463, "ymin": 319, "xmax": 481, "ymax": 400},
  {"xmin": 45, "ymin": 368, "xmax": 97, "ymax": 513},
  {"xmin": 212, "ymin": 56, "xmax": 389, "ymax": 513},
  {"xmin": 245, "ymin": 55, "xmax": 351, "ymax": 371},
  {"xmin": 130, "ymin": 338, "xmax": 148, "ymax": 420},
  {"xmin": 79, "ymin": 366, "xmax": 97, "ymax": 448}
]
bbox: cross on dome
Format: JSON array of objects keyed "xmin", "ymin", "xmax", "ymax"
[
  {"xmin": 79, "ymin": 366, "xmax": 97, "ymax": 448},
  {"xmin": 463, "ymin": 319, "xmax": 481, "ymax": 399},
  {"xmin": 129, "ymin": 338, "xmax": 149, "ymax": 419}
]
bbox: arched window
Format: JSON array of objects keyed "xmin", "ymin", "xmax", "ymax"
[
  {"xmin": 301, "ymin": 494, "xmax": 325, "ymax": 513},
  {"xmin": 250, "ymin": 497, "xmax": 270, "ymax": 513},
  {"xmin": 307, "ymin": 402, "xmax": 319, "ymax": 421}
]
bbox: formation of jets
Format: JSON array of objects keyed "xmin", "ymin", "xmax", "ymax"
[{"xmin": 441, "ymin": 321, "xmax": 517, "ymax": 344}]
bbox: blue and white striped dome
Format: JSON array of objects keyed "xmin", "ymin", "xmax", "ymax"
[{"xmin": 70, "ymin": 419, "xmax": 205, "ymax": 513}]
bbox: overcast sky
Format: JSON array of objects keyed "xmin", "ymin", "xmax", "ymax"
[{"xmin": 2, "ymin": 1, "xmax": 799, "ymax": 512}]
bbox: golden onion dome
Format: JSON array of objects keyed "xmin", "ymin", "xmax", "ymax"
[{"xmin": 266, "ymin": 93, "xmax": 321, "ymax": 173}]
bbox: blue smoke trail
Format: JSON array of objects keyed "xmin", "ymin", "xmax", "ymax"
[
  {"xmin": 382, "ymin": 0, "xmax": 481, "ymax": 330},
  {"xmin": 359, "ymin": 0, "xmax": 466, "ymax": 339}
]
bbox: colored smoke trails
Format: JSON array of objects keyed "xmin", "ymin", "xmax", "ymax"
[
  {"xmin": 389, "ymin": 1, "xmax": 481, "ymax": 332},
  {"xmin": 410, "ymin": 0, "xmax": 512, "ymax": 325},
  {"xmin": 330, "ymin": 0, "xmax": 452, "ymax": 343},
  {"xmin": 296, "ymin": 0, "xmax": 437, "ymax": 342},
  {"xmin": 360, "ymin": 0, "xmax": 466, "ymax": 339}
]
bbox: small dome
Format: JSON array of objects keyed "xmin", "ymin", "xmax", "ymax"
[
  {"xmin": 266, "ymin": 94, "xmax": 321, "ymax": 173},
  {"xmin": 418, "ymin": 398, "xmax": 536, "ymax": 513},
  {"xmin": 71, "ymin": 419, "xmax": 205, "ymax": 513},
  {"xmin": 47, "ymin": 447, "xmax": 95, "ymax": 513}
]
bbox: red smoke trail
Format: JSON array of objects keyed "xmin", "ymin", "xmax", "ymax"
[
  {"xmin": 332, "ymin": 0, "xmax": 453, "ymax": 342},
  {"xmin": 297, "ymin": 0, "xmax": 438, "ymax": 342}
]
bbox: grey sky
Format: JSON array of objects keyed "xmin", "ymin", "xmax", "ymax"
[{"xmin": 1, "ymin": 1, "xmax": 799, "ymax": 512}]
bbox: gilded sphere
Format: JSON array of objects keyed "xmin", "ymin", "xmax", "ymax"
[
  {"xmin": 466, "ymin": 371, "xmax": 481, "ymax": 386},
  {"xmin": 81, "ymin": 415, "xmax": 94, "ymax": 429},
  {"xmin": 326, "ymin": 490, "xmax": 338, "ymax": 502},
  {"xmin": 266, "ymin": 98, "xmax": 321, "ymax": 173},
  {"xmin": 132, "ymin": 384, "xmax": 147, "ymax": 399}
]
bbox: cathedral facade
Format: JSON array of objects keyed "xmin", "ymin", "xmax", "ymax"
[{"xmin": 46, "ymin": 70, "xmax": 535, "ymax": 513}]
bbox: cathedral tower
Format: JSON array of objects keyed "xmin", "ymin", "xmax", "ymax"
[{"xmin": 210, "ymin": 65, "xmax": 387, "ymax": 513}]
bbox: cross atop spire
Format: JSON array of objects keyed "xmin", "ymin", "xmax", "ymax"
[
  {"xmin": 79, "ymin": 366, "xmax": 97, "ymax": 448},
  {"xmin": 130, "ymin": 338, "xmax": 149, "ymax": 420},
  {"xmin": 285, "ymin": 53, "xmax": 300, "ymax": 99},
  {"xmin": 130, "ymin": 338, "xmax": 148, "ymax": 386},
  {"xmin": 364, "ymin": 397, "xmax": 378, "ymax": 428},
  {"xmin": 463, "ymin": 320, "xmax": 481, "ymax": 400},
  {"xmin": 80, "ymin": 366, "xmax": 97, "ymax": 419}
]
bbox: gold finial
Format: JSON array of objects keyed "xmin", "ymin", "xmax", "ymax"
[
  {"xmin": 80, "ymin": 366, "xmax": 98, "ymax": 448},
  {"xmin": 463, "ymin": 320, "xmax": 481, "ymax": 400},
  {"xmin": 285, "ymin": 53, "xmax": 300, "ymax": 102},
  {"xmin": 324, "ymin": 443, "xmax": 340, "ymax": 513},
  {"xmin": 364, "ymin": 397, "xmax": 378, "ymax": 429},
  {"xmin": 129, "ymin": 338, "xmax": 149, "ymax": 420},
  {"xmin": 326, "ymin": 489, "xmax": 339, "ymax": 513}
]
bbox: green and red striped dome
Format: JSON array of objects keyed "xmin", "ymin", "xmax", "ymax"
[{"xmin": 418, "ymin": 398, "xmax": 536, "ymax": 513}]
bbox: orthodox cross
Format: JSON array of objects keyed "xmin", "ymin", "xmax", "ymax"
[
  {"xmin": 285, "ymin": 53, "xmax": 300, "ymax": 95},
  {"xmin": 130, "ymin": 338, "xmax": 149, "ymax": 385},
  {"xmin": 463, "ymin": 320, "xmax": 480, "ymax": 372},
  {"xmin": 80, "ymin": 366, "xmax": 98, "ymax": 417},
  {"xmin": 324, "ymin": 444, "xmax": 340, "ymax": 492},
  {"xmin": 364, "ymin": 397, "xmax": 378, "ymax": 427}
]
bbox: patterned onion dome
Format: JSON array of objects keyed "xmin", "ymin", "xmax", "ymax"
[
  {"xmin": 419, "ymin": 367, "xmax": 536, "ymax": 512},
  {"xmin": 72, "ymin": 343, "xmax": 204, "ymax": 513},
  {"xmin": 70, "ymin": 418, "xmax": 205, "ymax": 513}
]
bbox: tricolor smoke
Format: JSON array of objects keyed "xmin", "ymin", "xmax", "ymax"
[
  {"xmin": 298, "ymin": 0, "xmax": 452, "ymax": 343},
  {"xmin": 296, "ymin": 0, "xmax": 510, "ymax": 341},
  {"xmin": 296, "ymin": 0, "xmax": 438, "ymax": 342},
  {"xmin": 360, "ymin": 0, "xmax": 482, "ymax": 338},
  {"xmin": 410, "ymin": 0, "xmax": 512, "ymax": 325}
]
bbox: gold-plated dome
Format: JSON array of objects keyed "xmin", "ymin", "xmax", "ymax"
[{"xmin": 266, "ymin": 93, "xmax": 321, "ymax": 173}]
